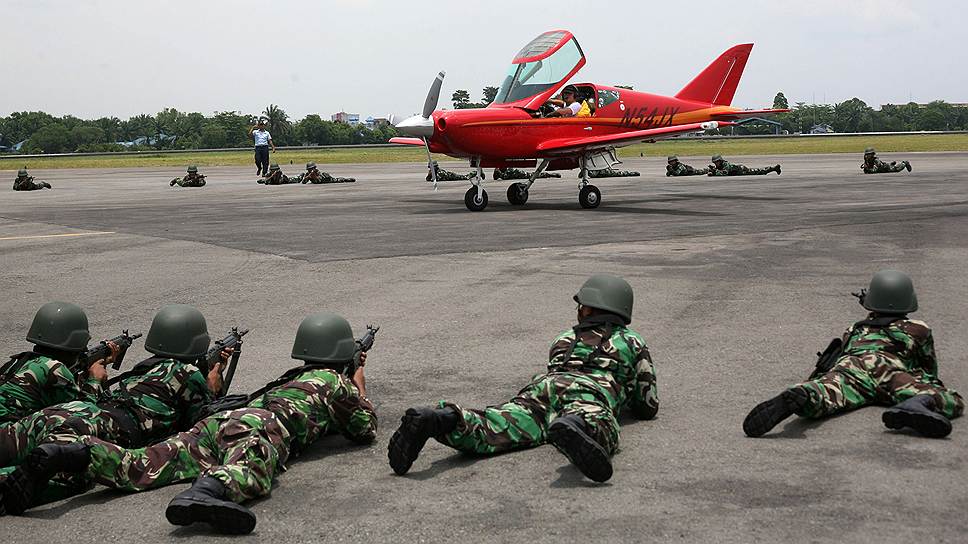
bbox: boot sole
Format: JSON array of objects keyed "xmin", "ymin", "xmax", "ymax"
[
  {"xmin": 743, "ymin": 397, "xmax": 794, "ymax": 438},
  {"xmin": 166, "ymin": 497, "xmax": 256, "ymax": 534},
  {"xmin": 387, "ymin": 410, "xmax": 429, "ymax": 476},
  {"xmin": 0, "ymin": 467, "xmax": 36, "ymax": 515},
  {"xmin": 883, "ymin": 409, "xmax": 951, "ymax": 438},
  {"xmin": 547, "ymin": 419, "xmax": 613, "ymax": 483}
]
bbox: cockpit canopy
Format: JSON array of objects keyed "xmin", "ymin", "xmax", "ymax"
[{"xmin": 491, "ymin": 30, "xmax": 586, "ymax": 110}]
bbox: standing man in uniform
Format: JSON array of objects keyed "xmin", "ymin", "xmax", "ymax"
[
  {"xmin": 248, "ymin": 119, "xmax": 275, "ymax": 177},
  {"xmin": 743, "ymin": 270, "xmax": 963, "ymax": 438},
  {"xmin": 388, "ymin": 275, "xmax": 658, "ymax": 483},
  {"xmin": 708, "ymin": 155, "xmax": 780, "ymax": 176},
  {"xmin": 666, "ymin": 156, "xmax": 709, "ymax": 177},
  {"xmin": 862, "ymin": 148, "xmax": 912, "ymax": 174}
]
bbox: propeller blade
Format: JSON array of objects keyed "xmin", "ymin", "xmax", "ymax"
[
  {"xmin": 423, "ymin": 137, "xmax": 438, "ymax": 191},
  {"xmin": 422, "ymin": 71, "xmax": 446, "ymax": 120}
]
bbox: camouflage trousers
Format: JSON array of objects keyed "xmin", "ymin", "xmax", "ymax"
[
  {"xmin": 667, "ymin": 165, "xmax": 709, "ymax": 176},
  {"xmin": 300, "ymin": 173, "xmax": 355, "ymax": 184},
  {"xmin": 13, "ymin": 180, "xmax": 50, "ymax": 191},
  {"xmin": 589, "ymin": 169, "xmax": 640, "ymax": 178},
  {"xmin": 81, "ymin": 408, "xmax": 289, "ymax": 503},
  {"xmin": 493, "ymin": 168, "xmax": 560, "ymax": 180},
  {"xmin": 427, "ymin": 169, "xmax": 469, "ymax": 182},
  {"xmin": 791, "ymin": 353, "xmax": 965, "ymax": 419},
  {"xmin": 171, "ymin": 177, "xmax": 206, "ymax": 187},
  {"xmin": 864, "ymin": 160, "xmax": 909, "ymax": 174},
  {"xmin": 0, "ymin": 400, "xmax": 124, "ymax": 467},
  {"xmin": 710, "ymin": 166, "xmax": 774, "ymax": 176},
  {"xmin": 437, "ymin": 371, "xmax": 621, "ymax": 456}
]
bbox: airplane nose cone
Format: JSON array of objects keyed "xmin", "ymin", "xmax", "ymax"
[{"xmin": 395, "ymin": 115, "xmax": 435, "ymax": 138}]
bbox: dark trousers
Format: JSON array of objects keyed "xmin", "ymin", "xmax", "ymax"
[{"xmin": 254, "ymin": 146, "xmax": 270, "ymax": 175}]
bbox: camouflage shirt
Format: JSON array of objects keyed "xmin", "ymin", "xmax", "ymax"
[
  {"xmin": 0, "ymin": 354, "xmax": 103, "ymax": 423},
  {"xmin": 247, "ymin": 367, "xmax": 377, "ymax": 453},
  {"xmin": 108, "ymin": 357, "xmax": 213, "ymax": 441},
  {"xmin": 842, "ymin": 315, "xmax": 938, "ymax": 375},
  {"xmin": 548, "ymin": 322, "xmax": 658, "ymax": 419},
  {"xmin": 708, "ymin": 161, "xmax": 741, "ymax": 176}
]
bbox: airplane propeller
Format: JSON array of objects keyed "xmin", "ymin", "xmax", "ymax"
[{"xmin": 393, "ymin": 71, "xmax": 446, "ymax": 190}]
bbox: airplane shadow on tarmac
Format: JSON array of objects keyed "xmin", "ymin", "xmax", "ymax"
[{"xmin": 405, "ymin": 198, "xmax": 728, "ymax": 217}]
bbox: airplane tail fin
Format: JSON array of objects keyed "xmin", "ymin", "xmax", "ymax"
[{"xmin": 675, "ymin": 43, "xmax": 753, "ymax": 106}]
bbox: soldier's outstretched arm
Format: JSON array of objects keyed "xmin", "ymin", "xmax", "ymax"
[
  {"xmin": 335, "ymin": 372, "xmax": 378, "ymax": 444},
  {"xmin": 629, "ymin": 344, "xmax": 659, "ymax": 420}
]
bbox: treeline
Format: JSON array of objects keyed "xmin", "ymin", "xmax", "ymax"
[
  {"xmin": 739, "ymin": 93, "xmax": 968, "ymax": 135},
  {"xmin": 0, "ymin": 104, "xmax": 398, "ymax": 154}
]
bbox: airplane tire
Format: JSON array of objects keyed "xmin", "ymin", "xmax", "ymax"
[
  {"xmin": 579, "ymin": 185, "xmax": 601, "ymax": 209},
  {"xmin": 464, "ymin": 187, "xmax": 488, "ymax": 211},
  {"xmin": 507, "ymin": 183, "xmax": 529, "ymax": 205}
]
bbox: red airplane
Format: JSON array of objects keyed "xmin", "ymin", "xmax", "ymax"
[{"xmin": 391, "ymin": 30, "xmax": 786, "ymax": 211}]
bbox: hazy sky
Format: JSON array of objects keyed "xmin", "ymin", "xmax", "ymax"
[{"xmin": 3, "ymin": 0, "xmax": 966, "ymax": 120}]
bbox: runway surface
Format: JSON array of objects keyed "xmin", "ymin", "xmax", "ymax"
[{"xmin": 1, "ymin": 152, "xmax": 967, "ymax": 542}]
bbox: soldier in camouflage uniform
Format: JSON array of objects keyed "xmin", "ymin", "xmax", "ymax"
[
  {"xmin": 493, "ymin": 167, "xmax": 560, "ymax": 180},
  {"xmin": 0, "ymin": 305, "xmax": 222, "ymax": 515},
  {"xmin": 744, "ymin": 270, "xmax": 963, "ymax": 439},
  {"xmin": 588, "ymin": 168, "xmax": 640, "ymax": 178},
  {"xmin": 0, "ymin": 302, "xmax": 109, "ymax": 428},
  {"xmin": 257, "ymin": 163, "xmax": 296, "ymax": 185},
  {"xmin": 170, "ymin": 165, "xmax": 207, "ymax": 187},
  {"xmin": 388, "ymin": 275, "xmax": 658, "ymax": 483},
  {"xmin": 12, "ymin": 168, "xmax": 51, "ymax": 191},
  {"xmin": 17, "ymin": 313, "xmax": 376, "ymax": 534},
  {"xmin": 708, "ymin": 155, "xmax": 780, "ymax": 176},
  {"xmin": 426, "ymin": 161, "xmax": 470, "ymax": 182},
  {"xmin": 296, "ymin": 162, "xmax": 356, "ymax": 184},
  {"xmin": 862, "ymin": 148, "xmax": 912, "ymax": 174},
  {"xmin": 666, "ymin": 155, "xmax": 709, "ymax": 176}
]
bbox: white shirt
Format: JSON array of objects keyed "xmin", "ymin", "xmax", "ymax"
[
  {"xmin": 253, "ymin": 129, "xmax": 272, "ymax": 146},
  {"xmin": 564, "ymin": 102, "xmax": 581, "ymax": 116}
]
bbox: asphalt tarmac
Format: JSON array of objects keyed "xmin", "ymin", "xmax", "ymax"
[{"xmin": 1, "ymin": 152, "xmax": 966, "ymax": 543}]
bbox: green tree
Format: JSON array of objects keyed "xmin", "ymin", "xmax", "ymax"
[
  {"xmin": 451, "ymin": 89, "xmax": 471, "ymax": 109},
  {"xmin": 918, "ymin": 100, "xmax": 954, "ymax": 131},
  {"xmin": 773, "ymin": 92, "xmax": 789, "ymax": 110},
  {"xmin": 832, "ymin": 98, "xmax": 872, "ymax": 133},
  {"xmin": 199, "ymin": 123, "xmax": 228, "ymax": 148},
  {"xmin": 482, "ymin": 86, "xmax": 499, "ymax": 106},
  {"xmin": 69, "ymin": 126, "xmax": 105, "ymax": 149},
  {"xmin": 263, "ymin": 104, "xmax": 292, "ymax": 144},
  {"xmin": 27, "ymin": 123, "xmax": 71, "ymax": 153}
]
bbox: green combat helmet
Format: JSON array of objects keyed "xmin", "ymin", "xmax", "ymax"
[
  {"xmin": 573, "ymin": 274, "xmax": 634, "ymax": 325},
  {"xmin": 144, "ymin": 305, "xmax": 211, "ymax": 360},
  {"xmin": 711, "ymin": 155, "xmax": 724, "ymax": 163},
  {"xmin": 17, "ymin": 168, "xmax": 28, "ymax": 177},
  {"xmin": 26, "ymin": 302, "xmax": 91, "ymax": 352},
  {"xmin": 862, "ymin": 269, "xmax": 918, "ymax": 315},
  {"xmin": 269, "ymin": 163, "xmax": 280, "ymax": 172},
  {"xmin": 864, "ymin": 148, "xmax": 876, "ymax": 155},
  {"xmin": 187, "ymin": 165, "xmax": 198, "ymax": 174},
  {"xmin": 668, "ymin": 156, "xmax": 678, "ymax": 163},
  {"xmin": 306, "ymin": 162, "xmax": 317, "ymax": 171},
  {"xmin": 291, "ymin": 312, "xmax": 356, "ymax": 365}
]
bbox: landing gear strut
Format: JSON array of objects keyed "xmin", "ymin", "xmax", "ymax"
[
  {"xmin": 464, "ymin": 157, "xmax": 488, "ymax": 211},
  {"xmin": 577, "ymin": 156, "xmax": 601, "ymax": 209}
]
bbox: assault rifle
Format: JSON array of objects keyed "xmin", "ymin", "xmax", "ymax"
[
  {"xmin": 810, "ymin": 337, "xmax": 844, "ymax": 380},
  {"xmin": 345, "ymin": 325, "xmax": 379, "ymax": 377},
  {"xmin": 79, "ymin": 330, "xmax": 143, "ymax": 371},
  {"xmin": 852, "ymin": 288, "xmax": 867, "ymax": 307},
  {"xmin": 203, "ymin": 327, "xmax": 249, "ymax": 396}
]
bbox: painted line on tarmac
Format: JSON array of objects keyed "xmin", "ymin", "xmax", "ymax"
[{"xmin": 0, "ymin": 231, "xmax": 116, "ymax": 241}]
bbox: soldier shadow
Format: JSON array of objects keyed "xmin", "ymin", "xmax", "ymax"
[
  {"xmin": 26, "ymin": 487, "xmax": 136, "ymax": 519},
  {"xmin": 403, "ymin": 450, "xmax": 495, "ymax": 481},
  {"xmin": 549, "ymin": 465, "xmax": 612, "ymax": 489},
  {"xmin": 762, "ymin": 415, "xmax": 841, "ymax": 439},
  {"xmin": 407, "ymin": 199, "xmax": 725, "ymax": 217}
]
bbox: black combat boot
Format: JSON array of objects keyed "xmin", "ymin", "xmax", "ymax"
[
  {"xmin": 42, "ymin": 182, "xmax": 52, "ymax": 189},
  {"xmin": 883, "ymin": 395, "xmax": 951, "ymax": 438},
  {"xmin": 905, "ymin": 161, "xmax": 912, "ymax": 172},
  {"xmin": 165, "ymin": 476, "xmax": 256, "ymax": 534},
  {"xmin": 547, "ymin": 414, "xmax": 613, "ymax": 483},
  {"xmin": 743, "ymin": 386, "xmax": 810, "ymax": 438},
  {"xmin": 774, "ymin": 164, "xmax": 782, "ymax": 175},
  {"xmin": 1, "ymin": 443, "xmax": 90, "ymax": 515},
  {"xmin": 170, "ymin": 179, "xmax": 177, "ymax": 187},
  {"xmin": 387, "ymin": 406, "xmax": 459, "ymax": 475}
]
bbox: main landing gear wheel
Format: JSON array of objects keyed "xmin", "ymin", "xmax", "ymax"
[
  {"xmin": 464, "ymin": 187, "xmax": 488, "ymax": 211},
  {"xmin": 507, "ymin": 183, "xmax": 529, "ymax": 205},
  {"xmin": 578, "ymin": 185, "xmax": 601, "ymax": 209}
]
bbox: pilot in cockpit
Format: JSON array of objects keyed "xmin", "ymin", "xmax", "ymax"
[{"xmin": 546, "ymin": 85, "xmax": 582, "ymax": 117}]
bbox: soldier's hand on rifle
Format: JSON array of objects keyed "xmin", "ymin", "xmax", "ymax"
[
  {"xmin": 218, "ymin": 347, "xmax": 234, "ymax": 366},
  {"xmin": 357, "ymin": 351, "xmax": 367, "ymax": 367},
  {"xmin": 87, "ymin": 341, "xmax": 119, "ymax": 382},
  {"xmin": 207, "ymin": 362, "xmax": 224, "ymax": 395},
  {"xmin": 351, "ymin": 365, "xmax": 366, "ymax": 398}
]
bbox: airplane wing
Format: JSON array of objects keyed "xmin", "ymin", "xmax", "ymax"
[
  {"xmin": 710, "ymin": 108, "xmax": 789, "ymax": 120},
  {"xmin": 389, "ymin": 137, "xmax": 426, "ymax": 146},
  {"xmin": 536, "ymin": 121, "xmax": 733, "ymax": 155}
]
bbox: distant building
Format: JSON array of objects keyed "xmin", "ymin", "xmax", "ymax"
[
  {"xmin": 809, "ymin": 123, "xmax": 834, "ymax": 134},
  {"xmin": 332, "ymin": 112, "xmax": 361, "ymax": 125},
  {"xmin": 365, "ymin": 116, "xmax": 390, "ymax": 129}
]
